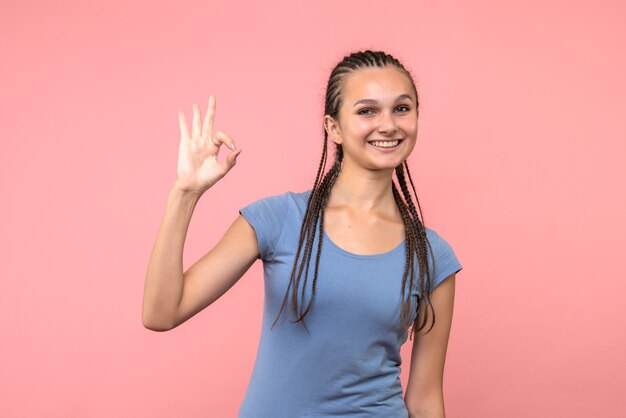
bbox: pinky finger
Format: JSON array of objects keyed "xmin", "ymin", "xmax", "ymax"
[{"xmin": 178, "ymin": 111, "xmax": 190, "ymax": 139}]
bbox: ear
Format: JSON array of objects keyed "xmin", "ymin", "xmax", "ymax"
[{"xmin": 324, "ymin": 115, "xmax": 342, "ymax": 145}]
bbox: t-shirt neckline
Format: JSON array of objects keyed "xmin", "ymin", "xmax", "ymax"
[
  {"xmin": 322, "ymin": 229, "xmax": 406, "ymax": 259},
  {"xmin": 299, "ymin": 189, "xmax": 406, "ymax": 259}
]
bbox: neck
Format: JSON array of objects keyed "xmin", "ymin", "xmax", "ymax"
[{"xmin": 327, "ymin": 161, "xmax": 397, "ymax": 213}]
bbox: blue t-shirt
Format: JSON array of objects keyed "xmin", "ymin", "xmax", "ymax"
[{"xmin": 238, "ymin": 190, "xmax": 462, "ymax": 418}]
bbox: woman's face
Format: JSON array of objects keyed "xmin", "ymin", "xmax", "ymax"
[{"xmin": 325, "ymin": 66, "xmax": 418, "ymax": 172}]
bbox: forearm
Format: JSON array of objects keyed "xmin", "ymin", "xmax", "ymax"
[
  {"xmin": 142, "ymin": 186, "xmax": 202, "ymax": 331},
  {"xmin": 405, "ymin": 393, "xmax": 445, "ymax": 418},
  {"xmin": 408, "ymin": 408, "xmax": 445, "ymax": 418}
]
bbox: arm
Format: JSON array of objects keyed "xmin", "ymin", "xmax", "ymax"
[
  {"xmin": 142, "ymin": 189, "xmax": 259, "ymax": 331},
  {"xmin": 404, "ymin": 273, "xmax": 456, "ymax": 418},
  {"xmin": 142, "ymin": 96, "xmax": 250, "ymax": 331}
]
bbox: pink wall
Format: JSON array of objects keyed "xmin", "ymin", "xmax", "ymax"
[{"xmin": 1, "ymin": 0, "xmax": 625, "ymax": 416}]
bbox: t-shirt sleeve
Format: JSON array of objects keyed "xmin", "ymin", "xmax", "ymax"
[
  {"xmin": 430, "ymin": 231, "xmax": 463, "ymax": 289},
  {"xmin": 239, "ymin": 193, "xmax": 289, "ymax": 261}
]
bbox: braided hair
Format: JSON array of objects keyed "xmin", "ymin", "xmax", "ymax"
[{"xmin": 272, "ymin": 50, "xmax": 437, "ymax": 339}]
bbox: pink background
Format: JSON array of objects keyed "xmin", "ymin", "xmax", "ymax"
[{"xmin": 1, "ymin": 0, "xmax": 625, "ymax": 416}]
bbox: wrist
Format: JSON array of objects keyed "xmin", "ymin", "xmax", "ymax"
[
  {"xmin": 171, "ymin": 181, "xmax": 205, "ymax": 198},
  {"xmin": 170, "ymin": 184, "xmax": 204, "ymax": 203}
]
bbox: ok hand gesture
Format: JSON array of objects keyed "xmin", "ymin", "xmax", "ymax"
[{"xmin": 174, "ymin": 95, "xmax": 242, "ymax": 194}]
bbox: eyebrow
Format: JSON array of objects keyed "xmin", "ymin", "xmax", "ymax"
[{"xmin": 353, "ymin": 94, "xmax": 413, "ymax": 107}]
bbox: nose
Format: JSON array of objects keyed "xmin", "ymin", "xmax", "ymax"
[{"xmin": 377, "ymin": 110, "xmax": 398, "ymax": 135}]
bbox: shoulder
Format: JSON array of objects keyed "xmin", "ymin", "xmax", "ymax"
[
  {"xmin": 238, "ymin": 189, "xmax": 312, "ymax": 232},
  {"xmin": 238, "ymin": 189, "xmax": 310, "ymax": 261},
  {"xmin": 279, "ymin": 189, "xmax": 312, "ymax": 205},
  {"xmin": 424, "ymin": 226, "xmax": 452, "ymax": 251},
  {"xmin": 241, "ymin": 189, "xmax": 311, "ymax": 212},
  {"xmin": 423, "ymin": 226, "xmax": 463, "ymax": 287}
]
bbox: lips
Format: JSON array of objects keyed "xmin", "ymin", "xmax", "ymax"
[{"xmin": 368, "ymin": 139, "xmax": 402, "ymax": 148}]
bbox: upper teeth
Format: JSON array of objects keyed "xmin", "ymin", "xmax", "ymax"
[{"xmin": 371, "ymin": 140, "xmax": 399, "ymax": 148}]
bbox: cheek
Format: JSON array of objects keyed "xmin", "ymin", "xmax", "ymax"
[
  {"xmin": 349, "ymin": 119, "xmax": 375, "ymax": 135},
  {"xmin": 402, "ymin": 120, "xmax": 418, "ymax": 138},
  {"xmin": 402, "ymin": 117, "xmax": 418, "ymax": 130}
]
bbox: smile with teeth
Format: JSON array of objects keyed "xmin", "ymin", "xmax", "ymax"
[{"xmin": 369, "ymin": 140, "xmax": 400, "ymax": 148}]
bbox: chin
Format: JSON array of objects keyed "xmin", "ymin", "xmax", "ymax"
[{"xmin": 369, "ymin": 161, "xmax": 405, "ymax": 172}]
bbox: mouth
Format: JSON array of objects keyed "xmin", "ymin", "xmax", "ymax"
[{"xmin": 367, "ymin": 139, "xmax": 402, "ymax": 149}]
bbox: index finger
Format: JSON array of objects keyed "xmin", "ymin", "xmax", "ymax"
[
  {"xmin": 178, "ymin": 111, "xmax": 190, "ymax": 139},
  {"xmin": 201, "ymin": 94, "xmax": 216, "ymax": 138}
]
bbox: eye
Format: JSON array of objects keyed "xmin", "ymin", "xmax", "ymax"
[
  {"xmin": 357, "ymin": 108, "xmax": 374, "ymax": 115},
  {"xmin": 395, "ymin": 105, "xmax": 410, "ymax": 112}
]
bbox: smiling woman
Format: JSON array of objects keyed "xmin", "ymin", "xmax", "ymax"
[
  {"xmin": 324, "ymin": 66, "xmax": 418, "ymax": 173},
  {"xmin": 142, "ymin": 50, "xmax": 463, "ymax": 418}
]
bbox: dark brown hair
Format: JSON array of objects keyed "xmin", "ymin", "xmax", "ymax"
[{"xmin": 272, "ymin": 50, "xmax": 436, "ymax": 339}]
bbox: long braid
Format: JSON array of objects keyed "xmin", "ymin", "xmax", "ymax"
[
  {"xmin": 396, "ymin": 164, "xmax": 436, "ymax": 336},
  {"xmin": 271, "ymin": 136, "xmax": 340, "ymax": 331},
  {"xmin": 272, "ymin": 50, "xmax": 436, "ymax": 338},
  {"xmin": 297, "ymin": 159, "xmax": 341, "ymax": 323},
  {"xmin": 391, "ymin": 182, "xmax": 417, "ymax": 331},
  {"xmin": 299, "ymin": 159, "xmax": 341, "ymax": 320}
]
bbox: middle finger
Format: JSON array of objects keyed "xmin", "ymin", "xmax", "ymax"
[
  {"xmin": 191, "ymin": 104, "xmax": 201, "ymax": 139},
  {"xmin": 202, "ymin": 94, "xmax": 216, "ymax": 139}
]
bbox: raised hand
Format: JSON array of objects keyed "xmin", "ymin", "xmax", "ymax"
[{"xmin": 174, "ymin": 95, "xmax": 242, "ymax": 194}]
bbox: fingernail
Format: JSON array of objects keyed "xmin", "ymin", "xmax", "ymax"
[{"xmin": 228, "ymin": 143, "xmax": 236, "ymax": 150}]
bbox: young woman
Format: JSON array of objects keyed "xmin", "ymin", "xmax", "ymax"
[{"xmin": 143, "ymin": 50, "xmax": 463, "ymax": 418}]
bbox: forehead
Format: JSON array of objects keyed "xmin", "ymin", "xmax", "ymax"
[{"xmin": 341, "ymin": 66, "xmax": 415, "ymax": 101}]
